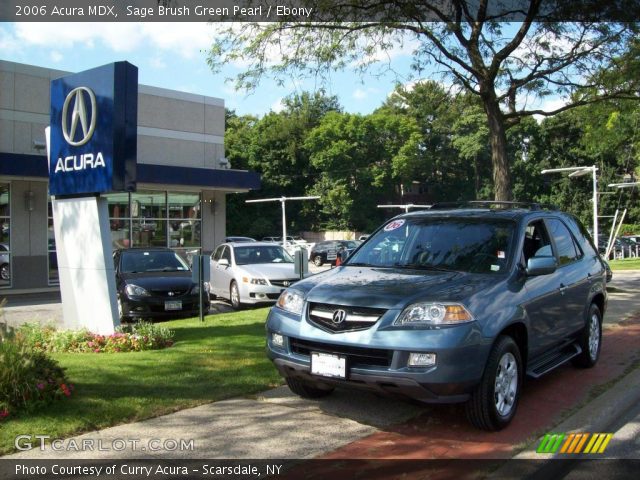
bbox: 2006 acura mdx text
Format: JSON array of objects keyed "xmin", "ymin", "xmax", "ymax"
[{"xmin": 266, "ymin": 202, "xmax": 609, "ymax": 430}]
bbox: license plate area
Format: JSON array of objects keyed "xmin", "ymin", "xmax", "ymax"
[
  {"xmin": 164, "ymin": 300, "xmax": 182, "ymax": 311},
  {"xmin": 310, "ymin": 352, "xmax": 347, "ymax": 379}
]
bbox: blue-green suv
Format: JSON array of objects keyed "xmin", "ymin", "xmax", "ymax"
[{"xmin": 266, "ymin": 202, "xmax": 608, "ymax": 430}]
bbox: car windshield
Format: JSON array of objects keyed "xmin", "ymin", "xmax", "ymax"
[
  {"xmin": 234, "ymin": 245, "xmax": 294, "ymax": 265},
  {"xmin": 347, "ymin": 217, "xmax": 515, "ymax": 274},
  {"xmin": 120, "ymin": 250, "xmax": 190, "ymax": 273}
]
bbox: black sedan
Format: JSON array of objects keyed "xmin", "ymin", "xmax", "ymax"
[
  {"xmin": 309, "ymin": 240, "xmax": 361, "ymax": 266},
  {"xmin": 114, "ymin": 248, "xmax": 210, "ymax": 321}
]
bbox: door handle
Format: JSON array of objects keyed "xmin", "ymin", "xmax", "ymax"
[{"xmin": 559, "ymin": 284, "xmax": 567, "ymax": 295}]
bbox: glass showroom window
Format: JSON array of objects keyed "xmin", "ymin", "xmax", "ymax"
[
  {"xmin": 131, "ymin": 191, "xmax": 167, "ymax": 248},
  {"xmin": 47, "ymin": 201, "xmax": 58, "ymax": 285},
  {"xmin": 106, "ymin": 192, "xmax": 131, "ymax": 249},
  {"xmin": 168, "ymin": 192, "xmax": 201, "ymax": 264},
  {"xmin": 0, "ymin": 184, "xmax": 10, "ymax": 287}
]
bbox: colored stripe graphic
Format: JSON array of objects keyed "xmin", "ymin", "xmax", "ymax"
[
  {"xmin": 537, "ymin": 434, "xmax": 565, "ymax": 453},
  {"xmin": 538, "ymin": 433, "xmax": 614, "ymax": 454}
]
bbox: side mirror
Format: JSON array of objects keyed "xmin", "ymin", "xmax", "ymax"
[
  {"xmin": 218, "ymin": 258, "xmax": 229, "ymax": 267},
  {"xmin": 526, "ymin": 256, "xmax": 557, "ymax": 276}
]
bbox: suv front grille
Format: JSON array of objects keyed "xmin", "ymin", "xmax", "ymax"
[
  {"xmin": 150, "ymin": 289, "xmax": 189, "ymax": 297},
  {"xmin": 307, "ymin": 302, "xmax": 386, "ymax": 333},
  {"xmin": 289, "ymin": 338, "xmax": 392, "ymax": 368}
]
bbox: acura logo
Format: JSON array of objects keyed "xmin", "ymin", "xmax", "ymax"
[
  {"xmin": 332, "ymin": 309, "xmax": 347, "ymax": 324},
  {"xmin": 168, "ymin": 291, "xmax": 175, "ymax": 297},
  {"xmin": 283, "ymin": 281, "xmax": 290, "ymax": 287},
  {"xmin": 62, "ymin": 87, "xmax": 97, "ymax": 146}
]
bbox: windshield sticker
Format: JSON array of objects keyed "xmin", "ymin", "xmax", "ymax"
[
  {"xmin": 384, "ymin": 219, "xmax": 405, "ymax": 232},
  {"xmin": 497, "ymin": 251, "xmax": 506, "ymax": 259}
]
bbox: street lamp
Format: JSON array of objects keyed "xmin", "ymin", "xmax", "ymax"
[
  {"xmin": 245, "ymin": 196, "xmax": 320, "ymax": 249},
  {"xmin": 541, "ymin": 165, "xmax": 599, "ymax": 249},
  {"xmin": 377, "ymin": 204, "xmax": 432, "ymax": 214}
]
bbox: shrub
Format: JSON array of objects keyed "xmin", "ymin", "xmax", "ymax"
[
  {"xmin": 0, "ymin": 323, "xmax": 72, "ymax": 422},
  {"xmin": 17, "ymin": 321, "xmax": 174, "ymax": 354}
]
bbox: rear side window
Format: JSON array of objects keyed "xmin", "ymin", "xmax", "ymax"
[
  {"xmin": 547, "ymin": 218, "xmax": 581, "ymax": 266},
  {"xmin": 212, "ymin": 246, "xmax": 224, "ymax": 261}
]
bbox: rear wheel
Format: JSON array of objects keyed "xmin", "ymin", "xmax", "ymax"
[
  {"xmin": 286, "ymin": 377, "xmax": 334, "ymax": 398},
  {"xmin": 466, "ymin": 335, "xmax": 522, "ymax": 431},
  {"xmin": 230, "ymin": 281, "xmax": 242, "ymax": 310},
  {"xmin": 572, "ymin": 304, "xmax": 602, "ymax": 368}
]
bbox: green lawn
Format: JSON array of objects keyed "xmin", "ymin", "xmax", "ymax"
[
  {"xmin": 608, "ymin": 258, "xmax": 640, "ymax": 271},
  {"xmin": 0, "ymin": 308, "xmax": 282, "ymax": 455}
]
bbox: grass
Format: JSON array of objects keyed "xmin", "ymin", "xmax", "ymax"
[
  {"xmin": 608, "ymin": 258, "xmax": 640, "ymax": 271},
  {"xmin": 0, "ymin": 308, "xmax": 282, "ymax": 455}
]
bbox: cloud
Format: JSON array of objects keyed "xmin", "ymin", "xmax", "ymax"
[
  {"xmin": 50, "ymin": 51, "xmax": 63, "ymax": 63},
  {"xmin": 353, "ymin": 88, "xmax": 367, "ymax": 100},
  {"xmin": 271, "ymin": 98, "xmax": 285, "ymax": 113},
  {"xmin": 11, "ymin": 23, "xmax": 215, "ymax": 58},
  {"xmin": 149, "ymin": 56, "xmax": 166, "ymax": 69}
]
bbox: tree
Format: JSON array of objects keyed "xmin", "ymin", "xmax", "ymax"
[{"xmin": 207, "ymin": 1, "xmax": 638, "ymax": 200}]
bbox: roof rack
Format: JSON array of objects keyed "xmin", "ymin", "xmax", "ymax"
[{"xmin": 428, "ymin": 201, "xmax": 558, "ymax": 211}]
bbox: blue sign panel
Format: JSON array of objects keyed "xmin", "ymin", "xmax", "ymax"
[{"xmin": 49, "ymin": 62, "xmax": 137, "ymax": 196}]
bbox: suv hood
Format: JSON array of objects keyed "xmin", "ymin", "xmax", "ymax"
[{"xmin": 302, "ymin": 266, "xmax": 493, "ymax": 310}]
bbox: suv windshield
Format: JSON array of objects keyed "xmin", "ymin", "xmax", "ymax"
[
  {"xmin": 347, "ymin": 217, "xmax": 515, "ymax": 274},
  {"xmin": 235, "ymin": 245, "xmax": 294, "ymax": 265},
  {"xmin": 121, "ymin": 250, "xmax": 190, "ymax": 273}
]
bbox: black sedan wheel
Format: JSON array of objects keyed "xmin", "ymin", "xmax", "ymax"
[{"xmin": 313, "ymin": 255, "xmax": 323, "ymax": 267}]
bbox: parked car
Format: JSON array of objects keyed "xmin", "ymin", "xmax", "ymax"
[
  {"xmin": 358, "ymin": 235, "xmax": 370, "ymax": 241},
  {"xmin": 267, "ymin": 202, "xmax": 608, "ymax": 431},
  {"xmin": 114, "ymin": 248, "xmax": 210, "ymax": 321},
  {"xmin": 262, "ymin": 236, "xmax": 280, "ymax": 243},
  {"xmin": 209, "ymin": 242, "xmax": 301, "ymax": 309},
  {"xmin": 0, "ymin": 243, "xmax": 9, "ymax": 281},
  {"xmin": 309, "ymin": 240, "xmax": 361, "ymax": 266},
  {"xmin": 225, "ymin": 236, "xmax": 256, "ymax": 243}
]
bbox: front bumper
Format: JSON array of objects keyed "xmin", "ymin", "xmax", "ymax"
[
  {"xmin": 266, "ymin": 306, "xmax": 491, "ymax": 404},
  {"xmin": 238, "ymin": 282, "xmax": 288, "ymax": 304},
  {"xmin": 121, "ymin": 294, "xmax": 209, "ymax": 320}
]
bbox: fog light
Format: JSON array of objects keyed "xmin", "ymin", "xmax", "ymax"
[
  {"xmin": 408, "ymin": 352, "xmax": 436, "ymax": 367},
  {"xmin": 272, "ymin": 333, "xmax": 285, "ymax": 348}
]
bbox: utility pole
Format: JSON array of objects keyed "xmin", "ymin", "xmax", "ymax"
[
  {"xmin": 246, "ymin": 196, "xmax": 320, "ymax": 249},
  {"xmin": 377, "ymin": 204, "xmax": 432, "ymax": 214}
]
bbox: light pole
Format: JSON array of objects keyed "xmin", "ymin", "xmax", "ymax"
[
  {"xmin": 377, "ymin": 204, "xmax": 432, "ymax": 214},
  {"xmin": 541, "ymin": 165, "xmax": 599, "ymax": 249},
  {"xmin": 245, "ymin": 196, "xmax": 320, "ymax": 249}
]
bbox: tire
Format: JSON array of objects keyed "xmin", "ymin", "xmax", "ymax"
[
  {"xmin": 465, "ymin": 335, "xmax": 522, "ymax": 431},
  {"xmin": 313, "ymin": 255, "xmax": 323, "ymax": 267},
  {"xmin": 230, "ymin": 281, "xmax": 242, "ymax": 310},
  {"xmin": 285, "ymin": 377, "xmax": 334, "ymax": 399},
  {"xmin": 0, "ymin": 263, "xmax": 9, "ymax": 281},
  {"xmin": 572, "ymin": 304, "xmax": 602, "ymax": 368},
  {"xmin": 116, "ymin": 297, "xmax": 124, "ymax": 322}
]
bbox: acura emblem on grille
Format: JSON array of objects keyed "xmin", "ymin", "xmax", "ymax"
[
  {"xmin": 283, "ymin": 281, "xmax": 290, "ymax": 287},
  {"xmin": 332, "ymin": 309, "xmax": 347, "ymax": 324},
  {"xmin": 168, "ymin": 291, "xmax": 174, "ymax": 297}
]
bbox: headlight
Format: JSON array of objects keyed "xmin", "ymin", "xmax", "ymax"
[
  {"xmin": 192, "ymin": 282, "xmax": 210, "ymax": 294},
  {"xmin": 394, "ymin": 303, "xmax": 473, "ymax": 327},
  {"xmin": 125, "ymin": 284, "xmax": 151, "ymax": 297},
  {"xmin": 276, "ymin": 289, "xmax": 305, "ymax": 315},
  {"xmin": 243, "ymin": 277, "xmax": 267, "ymax": 285}
]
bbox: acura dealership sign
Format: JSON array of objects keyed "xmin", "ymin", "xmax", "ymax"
[{"xmin": 49, "ymin": 62, "xmax": 138, "ymax": 196}]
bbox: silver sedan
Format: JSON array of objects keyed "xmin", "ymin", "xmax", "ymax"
[{"xmin": 209, "ymin": 242, "xmax": 301, "ymax": 309}]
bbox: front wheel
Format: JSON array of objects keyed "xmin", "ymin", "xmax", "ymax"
[
  {"xmin": 465, "ymin": 336, "xmax": 522, "ymax": 431},
  {"xmin": 313, "ymin": 255, "xmax": 323, "ymax": 267},
  {"xmin": 286, "ymin": 377, "xmax": 334, "ymax": 399},
  {"xmin": 572, "ymin": 304, "xmax": 602, "ymax": 368},
  {"xmin": 230, "ymin": 281, "xmax": 242, "ymax": 310},
  {"xmin": 0, "ymin": 263, "xmax": 9, "ymax": 281}
]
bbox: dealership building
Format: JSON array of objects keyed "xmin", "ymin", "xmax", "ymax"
[{"xmin": 0, "ymin": 60, "xmax": 260, "ymax": 293}]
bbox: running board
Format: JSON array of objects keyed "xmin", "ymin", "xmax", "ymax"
[{"xmin": 526, "ymin": 343, "xmax": 582, "ymax": 378}]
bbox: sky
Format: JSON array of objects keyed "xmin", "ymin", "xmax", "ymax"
[{"xmin": 0, "ymin": 22, "xmax": 419, "ymax": 116}]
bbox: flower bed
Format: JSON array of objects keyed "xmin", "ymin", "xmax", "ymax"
[
  {"xmin": 0, "ymin": 324, "xmax": 73, "ymax": 422},
  {"xmin": 17, "ymin": 322, "xmax": 175, "ymax": 354}
]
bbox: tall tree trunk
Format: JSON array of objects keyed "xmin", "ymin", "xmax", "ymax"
[{"xmin": 483, "ymin": 98, "xmax": 512, "ymax": 201}]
